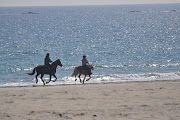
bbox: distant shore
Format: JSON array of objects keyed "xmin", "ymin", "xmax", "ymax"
[{"xmin": 0, "ymin": 80, "xmax": 179, "ymax": 120}]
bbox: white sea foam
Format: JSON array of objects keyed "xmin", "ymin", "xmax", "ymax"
[
  {"xmin": 1, "ymin": 72, "xmax": 179, "ymax": 87},
  {"xmin": 67, "ymin": 72, "xmax": 180, "ymax": 84}
]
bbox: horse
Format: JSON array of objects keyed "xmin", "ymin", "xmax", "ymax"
[
  {"xmin": 70, "ymin": 63, "xmax": 94, "ymax": 84},
  {"xmin": 26, "ymin": 59, "xmax": 62, "ymax": 85}
]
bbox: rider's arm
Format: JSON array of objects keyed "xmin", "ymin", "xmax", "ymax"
[{"xmin": 48, "ymin": 57, "xmax": 52, "ymax": 63}]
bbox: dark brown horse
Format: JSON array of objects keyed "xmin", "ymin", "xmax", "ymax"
[
  {"xmin": 70, "ymin": 63, "xmax": 94, "ymax": 84},
  {"xmin": 26, "ymin": 59, "xmax": 62, "ymax": 85}
]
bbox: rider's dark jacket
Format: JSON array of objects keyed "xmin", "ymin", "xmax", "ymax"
[{"xmin": 44, "ymin": 56, "xmax": 52, "ymax": 66}]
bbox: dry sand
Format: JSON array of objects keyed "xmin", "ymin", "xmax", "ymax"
[{"xmin": 0, "ymin": 80, "xmax": 180, "ymax": 120}]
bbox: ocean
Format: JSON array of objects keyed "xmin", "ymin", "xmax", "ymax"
[{"xmin": 0, "ymin": 4, "xmax": 180, "ymax": 86}]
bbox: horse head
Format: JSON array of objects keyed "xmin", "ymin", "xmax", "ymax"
[
  {"xmin": 89, "ymin": 63, "xmax": 94, "ymax": 70},
  {"xmin": 57, "ymin": 59, "xmax": 63, "ymax": 67}
]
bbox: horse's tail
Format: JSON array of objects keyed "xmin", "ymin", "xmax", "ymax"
[
  {"xmin": 70, "ymin": 70, "xmax": 75, "ymax": 77},
  {"xmin": 26, "ymin": 67, "xmax": 36, "ymax": 75},
  {"xmin": 70, "ymin": 67, "xmax": 78, "ymax": 77}
]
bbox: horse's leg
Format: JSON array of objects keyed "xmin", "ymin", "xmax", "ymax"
[
  {"xmin": 78, "ymin": 74, "xmax": 82, "ymax": 83},
  {"xmin": 46, "ymin": 75, "xmax": 51, "ymax": 84},
  {"xmin": 86, "ymin": 75, "xmax": 91, "ymax": 81},
  {"xmin": 52, "ymin": 74, "xmax": 57, "ymax": 82},
  {"xmin": 75, "ymin": 75, "xmax": 77, "ymax": 81},
  {"xmin": 75, "ymin": 72, "xmax": 79, "ymax": 82},
  {"xmin": 35, "ymin": 73, "xmax": 40, "ymax": 84},
  {"xmin": 40, "ymin": 74, "xmax": 45, "ymax": 85},
  {"xmin": 83, "ymin": 75, "xmax": 87, "ymax": 84}
]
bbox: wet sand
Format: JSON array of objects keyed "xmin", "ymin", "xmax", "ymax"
[{"xmin": 0, "ymin": 80, "xmax": 180, "ymax": 120}]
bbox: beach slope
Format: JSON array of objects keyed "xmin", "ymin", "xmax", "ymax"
[{"xmin": 0, "ymin": 81, "xmax": 180, "ymax": 120}]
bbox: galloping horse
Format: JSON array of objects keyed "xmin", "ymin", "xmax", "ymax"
[
  {"xmin": 26, "ymin": 59, "xmax": 62, "ymax": 85},
  {"xmin": 70, "ymin": 63, "xmax": 94, "ymax": 84}
]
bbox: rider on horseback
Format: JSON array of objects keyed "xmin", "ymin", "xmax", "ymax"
[
  {"xmin": 82, "ymin": 55, "xmax": 92, "ymax": 75},
  {"xmin": 44, "ymin": 53, "xmax": 52, "ymax": 72}
]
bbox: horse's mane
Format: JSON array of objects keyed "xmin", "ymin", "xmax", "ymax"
[
  {"xmin": 89, "ymin": 63, "xmax": 94, "ymax": 70},
  {"xmin": 51, "ymin": 59, "xmax": 58, "ymax": 64},
  {"xmin": 89, "ymin": 63, "xmax": 93, "ymax": 66}
]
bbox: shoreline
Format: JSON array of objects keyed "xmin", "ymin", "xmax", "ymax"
[
  {"xmin": 0, "ymin": 79, "xmax": 179, "ymax": 89},
  {"xmin": 0, "ymin": 80, "xmax": 179, "ymax": 120}
]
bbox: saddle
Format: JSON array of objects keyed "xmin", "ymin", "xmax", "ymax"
[
  {"xmin": 45, "ymin": 65, "xmax": 53, "ymax": 73},
  {"xmin": 82, "ymin": 65, "xmax": 91, "ymax": 74}
]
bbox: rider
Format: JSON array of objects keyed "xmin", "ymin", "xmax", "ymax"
[
  {"xmin": 82, "ymin": 55, "xmax": 92, "ymax": 75},
  {"xmin": 44, "ymin": 53, "xmax": 52, "ymax": 71}
]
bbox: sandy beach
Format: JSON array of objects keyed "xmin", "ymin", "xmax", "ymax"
[{"xmin": 0, "ymin": 80, "xmax": 180, "ymax": 120}]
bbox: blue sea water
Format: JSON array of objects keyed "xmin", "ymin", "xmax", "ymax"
[{"xmin": 0, "ymin": 4, "xmax": 180, "ymax": 86}]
